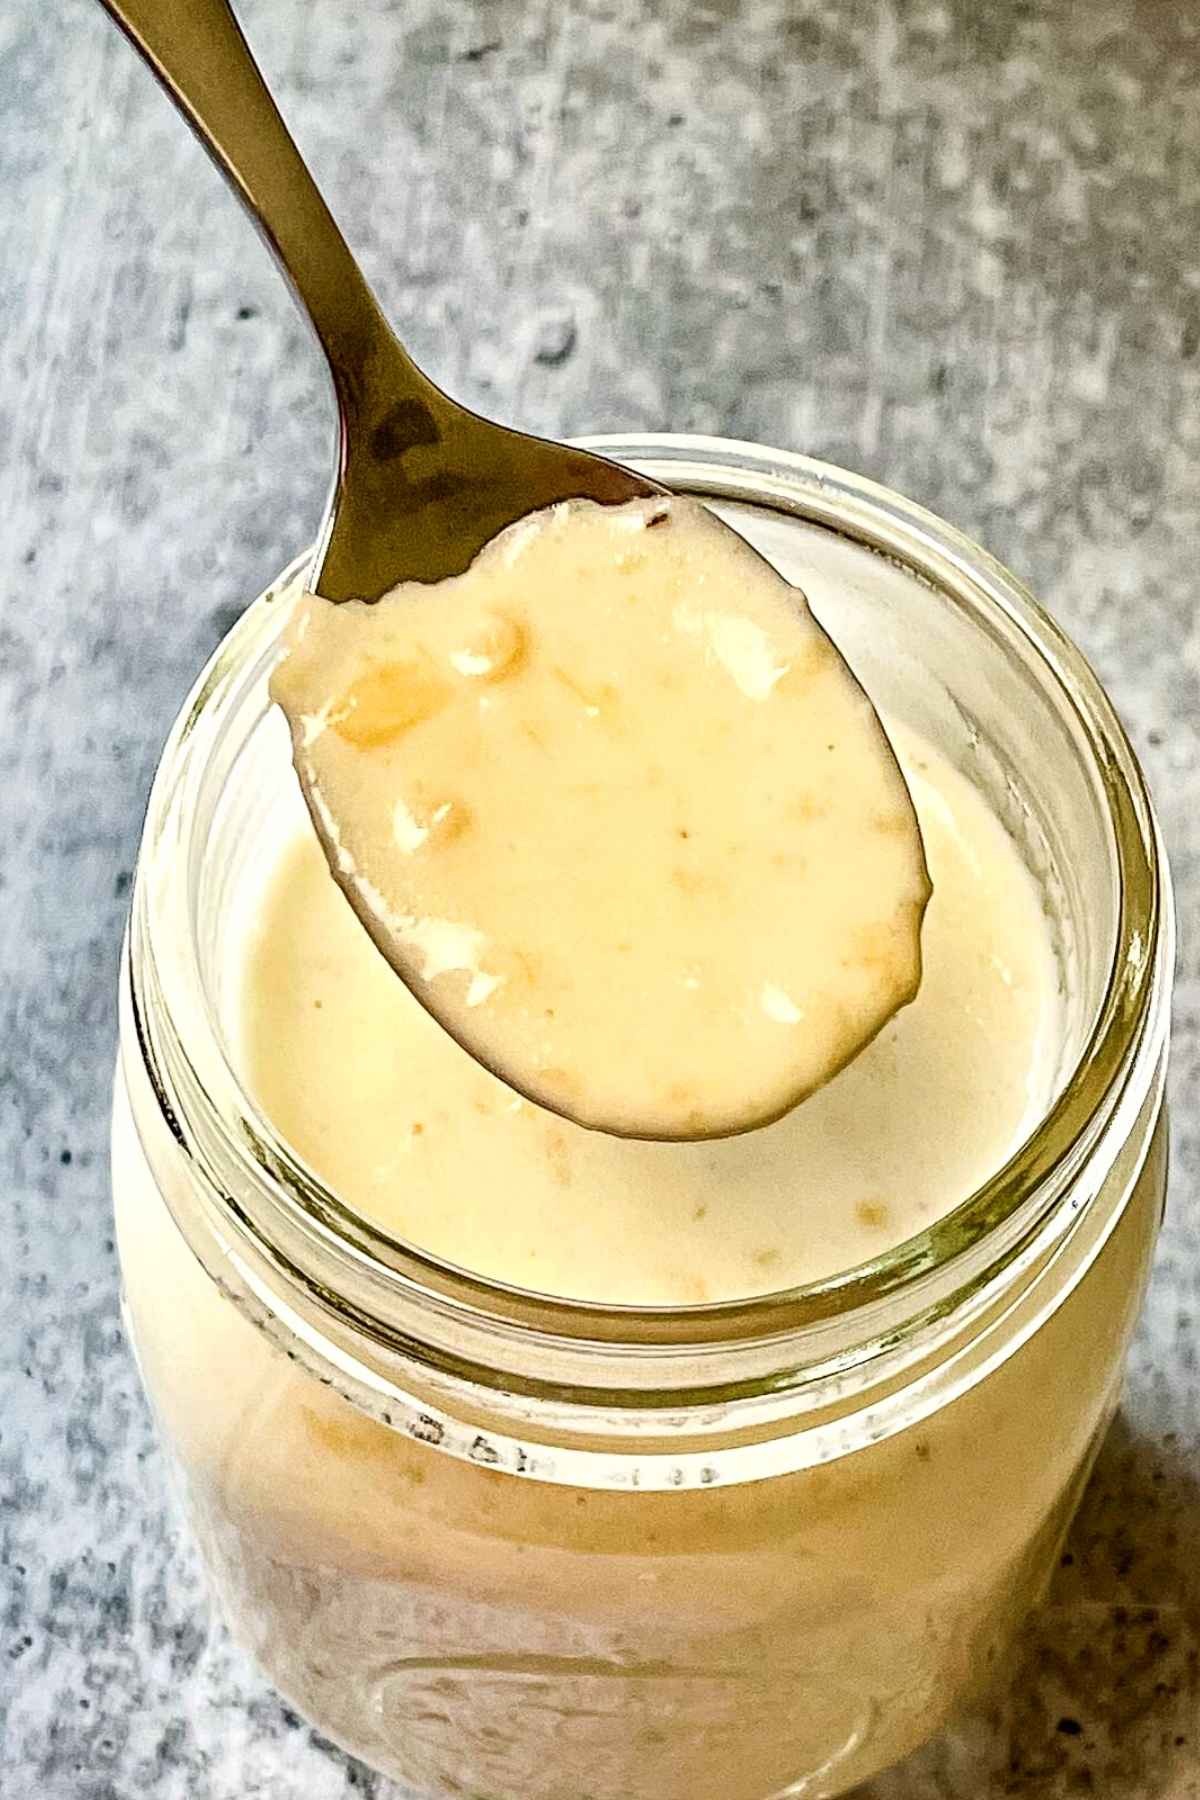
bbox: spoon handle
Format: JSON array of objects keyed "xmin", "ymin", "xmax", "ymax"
[
  {"xmin": 98, "ymin": 0, "xmax": 657, "ymax": 600},
  {"xmin": 98, "ymin": 0, "xmax": 417, "ymax": 423}
]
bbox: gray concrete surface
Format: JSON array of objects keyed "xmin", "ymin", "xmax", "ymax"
[{"xmin": 1, "ymin": 0, "xmax": 1197, "ymax": 1794}]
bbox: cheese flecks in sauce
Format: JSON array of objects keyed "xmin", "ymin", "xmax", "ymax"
[
  {"xmin": 270, "ymin": 497, "xmax": 930, "ymax": 1139},
  {"xmin": 241, "ymin": 729, "xmax": 1060, "ymax": 1306}
]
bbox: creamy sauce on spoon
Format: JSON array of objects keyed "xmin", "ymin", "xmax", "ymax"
[{"xmin": 271, "ymin": 496, "xmax": 930, "ymax": 1138}]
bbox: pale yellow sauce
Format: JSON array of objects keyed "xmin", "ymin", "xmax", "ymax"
[
  {"xmin": 242, "ymin": 726, "xmax": 1058, "ymax": 1304},
  {"xmin": 270, "ymin": 497, "xmax": 929, "ymax": 1138}
]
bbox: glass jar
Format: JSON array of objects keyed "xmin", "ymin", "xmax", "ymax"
[{"xmin": 111, "ymin": 436, "xmax": 1173, "ymax": 1800}]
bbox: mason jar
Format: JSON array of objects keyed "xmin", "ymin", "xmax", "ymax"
[{"xmin": 111, "ymin": 436, "xmax": 1173, "ymax": 1800}]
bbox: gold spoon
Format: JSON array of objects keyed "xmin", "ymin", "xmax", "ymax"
[{"xmin": 101, "ymin": 0, "xmax": 929, "ymax": 1142}]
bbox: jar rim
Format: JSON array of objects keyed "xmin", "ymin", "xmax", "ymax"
[{"xmin": 127, "ymin": 434, "xmax": 1171, "ymax": 1383}]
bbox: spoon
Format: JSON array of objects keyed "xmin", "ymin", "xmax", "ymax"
[{"xmin": 100, "ymin": 0, "xmax": 930, "ymax": 1142}]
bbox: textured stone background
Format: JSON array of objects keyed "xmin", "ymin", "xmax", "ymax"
[{"xmin": 2, "ymin": 0, "xmax": 1198, "ymax": 1794}]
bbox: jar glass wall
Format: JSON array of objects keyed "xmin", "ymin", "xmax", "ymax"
[{"xmin": 111, "ymin": 437, "xmax": 1172, "ymax": 1800}]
